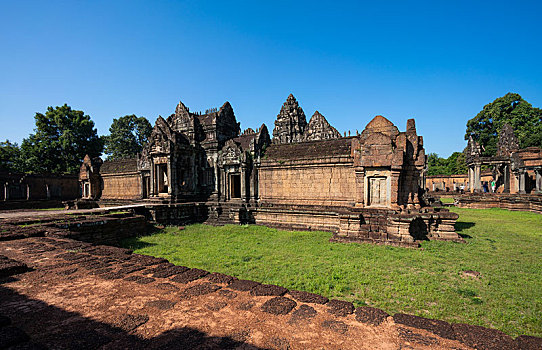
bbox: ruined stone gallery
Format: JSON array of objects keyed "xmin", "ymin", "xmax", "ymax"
[{"xmin": 80, "ymin": 95, "xmax": 462, "ymax": 247}]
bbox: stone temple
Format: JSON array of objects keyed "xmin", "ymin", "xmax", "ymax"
[{"xmin": 79, "ymin": 94, "xmax": 462, "ymax": 247}]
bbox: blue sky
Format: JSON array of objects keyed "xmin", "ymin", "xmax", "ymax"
[{"xmin": 1, "ymin": 0, "xmax": 541, "ymax": 157}]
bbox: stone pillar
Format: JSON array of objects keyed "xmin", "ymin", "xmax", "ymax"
[
  {"xmin": 46, "ymin": 184, "xmax": 50, "ymax": 200},
  {"xmin": 474, "ymin": 164, "xmax": 482, "ymax": 192},
  {"xmin": 503, "ymin": 165, "xmax": 510, "ymax": 193},
  {"xmin": 26, "ymin": 184, "xmax": 30, "ymax": 200},
  {"xmin": 535, "ymin": 168, "xmax": 542, "ymax": 193},
  {"xmin": 150, "ymin": 161, "xmax": 155, "ymax": 196},
  {"xmin": 4, "ymin": 183, "xmax": 8, "ymax": 201},
  {"xmin": 354, "ymin": 167, "xmax": 365, "ymax": 207},
  {"xmin": 214, "ymin": 163, "xmax": 219, "ymax": 194},
  {"xmin": 251, "ymin": 166, "xmax": 258, "ymax": 202},
  {"xmin": 241, "ymin": 166, "xmax": 247, "ymax": 202},
  {"xmin": 468, "ymin": 166, "xmax": 473, "ymax": 192},
  {"xmin": 390, "ymin": 169, "xmax": 401, "ymax": 208},
  {"xmin": 518, "ymin": 170, "xmax": 526, "ymax": 194}
]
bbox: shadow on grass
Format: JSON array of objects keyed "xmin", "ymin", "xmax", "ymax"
[
  {"xmin": 119, "ymin": 237, "xmax": 156, "ymax": 251},
  {"xmin": 455, "ymin": 221, "xmax": 475, "ymax": 239}
]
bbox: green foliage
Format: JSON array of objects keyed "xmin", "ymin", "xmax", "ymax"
[
  {"xmin": 465, "ymin": 93, "xmax": 542, "ymax": 156},
  {"xmin": 122, "ymin": 208, "xmax": 542, "ymax": 337},
  {"xmin": 0, "ymin": 140, "xmax": 22, "ymax": 172},
  {"xmin": 427, "ymin": 152, "xmax": 467, "ymax": 176},
  {"xmin": 19, "ymin": 104, "xmax": 103, "ymax": 174},
  {"xmin": 103, "ymin": 115, "xmax": 152, "ymax": 160}
]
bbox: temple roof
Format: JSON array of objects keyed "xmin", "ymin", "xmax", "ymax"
[
  {"xmin": 100, "ymin": 158, "xmax": 138, "ymax": 174},
  {"xmin": 263, "ymin": 137, "xmax": 353, "ymax": 161}
]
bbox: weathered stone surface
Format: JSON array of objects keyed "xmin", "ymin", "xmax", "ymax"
[
  {"xmin": 452, "ymin": 323, "xmax": 517, "ymax": 350},
  {"xmin": 303, "ymin": 111, "xmax": 340, "ymax": 141},
  {"xmin": 287, "ymin": 290, "xmax": 329, "ymax": 304},
  {"xmin": 327, "ymin": 299, "xmax": 354, "ymax": 317},
  {"xmin": 288, "ymin": 304, "xmax": 317, "ymax": 325},
  {"xmin": 228, "ymin": 279, "xmax": 260, "ymax": 292},
  {"xmin": 206, "ymin": 272, "xmax": 237, "ymax": 285},
  {"xmin": 497, "ymin": 123, "xmax": 520, "ymax": 157},
  {"xmin": 181, "ymin": 283, "xmax": 221, "ymax": 297},
  {"xmin": 170, "ymin": 269, "xmax": 209, "ymax": 284},
  {"xmin": 261, "ymin": 297, "xmax": 297, "ymax": 315},
  {"xmin": 393, "ymin": 313, "xmax": 455, "ymax": 340},
  {"xmin": 322, "ymin": 320, "xmax": 348, "ymax": 334},
  {"xmin": 111, "ymin": 314, "xmax": 149, "ymax": 332},
  {"xmin": 250, "ymin": 284, "xmax": 288, "ymax": 296},
  {"xmin": 354, "ymin": 307, "xmax": 389, "ymax": 326},
  {"xmin": 272, "ymin": 94, "xmax": 307, "ymax": 144}
]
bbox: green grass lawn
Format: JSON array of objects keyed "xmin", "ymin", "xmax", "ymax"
[
  {"xmin": 121, "ymin": 207, "xmax": 542, "ymax": 337},
  {"xmin": 439, "ymin": 196, "xmax": 455, "ymax": 204}
]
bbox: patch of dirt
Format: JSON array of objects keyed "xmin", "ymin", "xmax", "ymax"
[
  {"xmin": 145, "ymin": 300, "xmax": 176, "ymax": 310},
  {"xmin": 0, "ymin": 325, "xmax": 30, "ymax": 348},
  {"xmin": 111, "ymin": 314, "xmax": 149, "ymax": 332},
  {"xmin": 393, "ymin": 313, "xmax": 455, "ymax": 340},
  {"xmin": 180, "ymin": 283, "xmax": 221, "ymax": 297},
  {"xmin": 250, "ymin": 284, "xmax": 288, "ymax": 296},
  {"xmin": 322, "ymin": 320, "xmax": 348, "ymax": 334},
  {"xmin": 205, "ymin": 301, "xmax": 228, "ymax": 311},
  {"xmin": 355, "ymin": 306, "xmax": 389, "ymax": 326},
  {"xmin": 261, "ymin": 297, "xmax": 297, "ymax": 315},
  {"xmin": 228, "ymin": 279, "xmax": 260, "ymax": 292},
  {"xmin": 217, "ymin": 289, "xmax": 237, "ymax": 299},
  {"xmin": 452, "ymin": 323, "xmax": 516, "ymax": 350},
  {"xmin": 206, "ymin": 272, "xmax": 237, "ymax": 285},
  {"xmin": 155, "ymin": 283, "xmax": 180, "ymax": 293},
  {"xmin": 152, "ymin": 265, "xmax": 189, "ymax": 278},
  {"xmin": 327, "ymin": 299, "xmax": 354, "ymax": 317},
  {"xmin": 0, "ymin": 256, "xmax": 28, "ymax": 278},
  {"xmin": 287, "ymin": 290, "xmax": 329, "ymax": 304},
  {"xmin": 170, "ymin": 268, "xmax": 209, "ymax": 284},
  {"xmin": 398, "ymin": 327, "xmax": 439, "ymax": 346},
  {"xmin": 515, "ymin": 335, "xmax": 542, "ymax": 350},
  {"xmin": 288, "ymin": 305, "xmax": 317, "ymax": 325}
]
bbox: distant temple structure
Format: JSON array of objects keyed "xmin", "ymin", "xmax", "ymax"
[
  {"xmin": 79, "ymin": 94, "xmax": 462, "ymax": 247},
  {"xmin": 464, "ymin": 124, "xmax": 542, "ymax": 194}
]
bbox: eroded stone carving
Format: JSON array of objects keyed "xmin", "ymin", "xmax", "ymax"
[
  {"xmin": 303, "ymin": 111, "xmax": 341, "ymax": 141},
  {"xmin": 272, "ymin": 94, "xmax": 307, "ymax": 144}
]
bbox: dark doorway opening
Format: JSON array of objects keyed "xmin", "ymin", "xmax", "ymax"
[
  {"xmin": 230, "ymin": 174, "xmax": 241, "ymax": 199},
  {"xmin": 157, "ymin": 164, "xmax": 168, "ymax": 193}
]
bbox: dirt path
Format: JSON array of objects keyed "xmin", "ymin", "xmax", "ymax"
[
  {"xmin": 0, "ymin": 204, "xmax": 146, "ymax": 219},
  {"xmin": 0, "ymin": 237, "xmax": 474, "ymax": 349}
]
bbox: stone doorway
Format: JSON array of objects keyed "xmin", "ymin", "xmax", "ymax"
[
  {"xmin": 368, "ymin": 177, "xmax": 387, "ymax": 206},
  {"xmin": 142, "ymin": 176, "xmax": 150, "ymax": 198},
  {"xmin": 156, "ymin": 164, "xmax": 168, "ymax": 194},
  {"xmin": 230, "ymin": 173, "xmax": 241, "ymax": 199}
]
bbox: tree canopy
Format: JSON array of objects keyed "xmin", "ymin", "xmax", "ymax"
[
  {"xmin": 465, "ymin": 93, "xmax": 542, "ymax": 156},
  {"xmin": 103, "ymin": 115, "xmax": 152, "ymax": 160},
  {"xmin": 426, "ymin": 152, "xmax": 468, "ymax": 176},
  {"xmin": 0, "ymin": 140, "xmax": 22, "ymax": 173},
  {"xmin": 19, "ymin": 104, "xmax": 103, "ymax": 174}
]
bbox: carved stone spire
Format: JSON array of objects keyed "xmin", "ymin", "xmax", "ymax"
[
  {"xmin": 272, "ymin": 94, "xmax": 307, "ymax": 144},
  {"xmin": 303, "ymin": 111, "xmax": 340, "ymax": 141},
  {"xmin": 497, "ymin": 123, "xmax": 520, "ymax": 157}
]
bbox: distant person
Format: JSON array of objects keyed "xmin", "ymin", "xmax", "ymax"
[
  {"xmin": 459, "ymin": 184, "xmax": 465, "ymax": 194},
  {"xmin": 483, "ymin": 182, "xmax": 489, "ymax": 193},
  {"xmin": 491, "ymin": 180, "xmax": 496, "ymax": 193}
]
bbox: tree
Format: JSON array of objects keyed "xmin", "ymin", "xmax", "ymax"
[
  {"xmin": 426, "ymin": 152, "xmax": 468, "ymax": 176},
  {"xmin": 465, "ymin": 93, "xmax": 542, "ymax": 156},
  {"xmin": 0, "ymin": 140, "xmax": 22, "ymax": 173},
  {"xmin": 19, "ymin": 104, "xmax": 103, "ymax": 174},
  {"xmin": 103, "ymin": 115, "xmax": 152, "ymax": 159}
]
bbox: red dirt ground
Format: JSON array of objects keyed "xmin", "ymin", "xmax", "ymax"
[{"xmin": 0, "ymin": 236, "xmax": 478, "ymax": 350}]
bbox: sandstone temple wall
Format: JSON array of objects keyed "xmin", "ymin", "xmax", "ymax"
[
  {"xmin": 101, "ymin": 173, "xmax": 142, "ymax": 200},
  {"xmin": 258, "ymin": 158, "xmax": 356, "ymax": 207}
]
